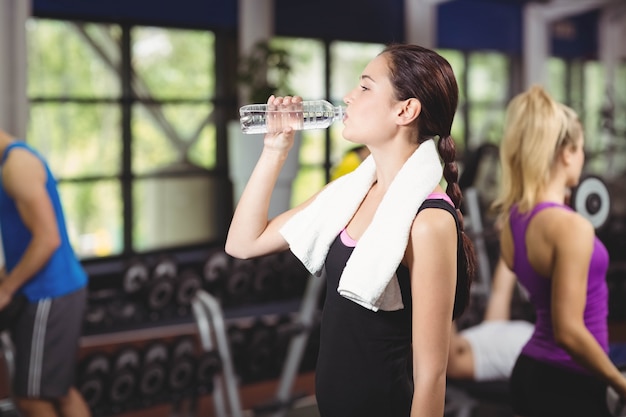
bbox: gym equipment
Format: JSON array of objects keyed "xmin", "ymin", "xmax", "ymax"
[
  {"xmin": 226, "ymin": 322, "xmax": 250, "ymax": 381},
  {"xmin": 203, "ymin": 250, "xmax": 231, "ymax": 302},
  {"xmin": 245, "ymin": 319, "xmax": 277, "ymax": 382},
  {"xmin": 153, "ymin": 256, "xmax": 178, "ymax": 281},
  {"xmin": 168, "ymin": 337, "xmax": 196, "ymax": 393},
  {"xmin": 276, "ymin": 251, "xmax": 309, "ymax": 300},
  {"xmin": 253, "ymin": 255, "xmax": 281, "ymax": 302},
  {"xmin": 138, "ymin": 342, "xmax": 169, "ymax": 399},
  {"xmin": 253, "ymin": 271, "xmax": 325, "ymax": 417},
  {"xmin": 463, "ymin": 187, "xmax": 493, "ymax": 297},
  {"xmin": 570, "ymin": 175, "xmax": 611, "ymax": 230},
  {"xmin": 196, "ymin": 350, "xmax": 222, "ymax": 395},
  {"xmin": 204, "ymin": 250, "xmax": 232, "ymax": 283},
  {"xmin": 175, "ymin": 268, "xmax": 202, "ymax": 311},
  {"xmin": 144, "ymin": 257, "xmax": 177, "ymax": 312},
  {"xmin": 192, "ymin": 289, "xmax": 244, "ymax": 417},
  {"xmin": 226, "ymin": 258, "xmax": 254, "ymax": 306},
  {"xmin": 607, "ymin": 366, "xmax": 626, "ymax": 416},
  {"xmin": 108, "ymin": 347, "xmax": 140, "ymax": 404},
  {"xmin": 77, "ymin": 353, "xmax": 111, "ymax": 410},
  {"xmin": 123, "ymin": 259, "xmax": 149, "ymax": 295},
  {"xmin": 444, "ymin": 383, "xmax": 478, "ymax": 417}
]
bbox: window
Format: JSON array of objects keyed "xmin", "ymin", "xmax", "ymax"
[{"xmin": 27, "ymin": 19, "xmax": 221, "ymax": 258}]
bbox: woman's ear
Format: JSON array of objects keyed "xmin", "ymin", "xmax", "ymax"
[
  {"xmin": 560, "ymin": 143, "xmax": 575, "ymax": 163},
  {"xmin": 397, "ymin": 98, "xmax": 421, "ymax": 126}
]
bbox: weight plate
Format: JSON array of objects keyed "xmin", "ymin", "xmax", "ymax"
[
  {"xmin": 84, "ymin": 354, "xmax": 111, "ymax": 375},
  {"xmin": 123, "ymin": 261, "xmax": 149, "ymax": 294},
  {"xmin": 572, "ymin": 176, "xmax": 610, "ymax": 230},
  {"xmin": 138, "ymin": 363, "xmax": 166, "ymax": 397},
  {"xmin": 203, "ymin": 251, "xmax": 231, "ymax": 283},
  {"xmin": 146, "ymin": 279, "xmax": 174, "ymax": 311},
  {"xmin": 176, "ymin": 269, "xmax": 202, "ymax": 305},
  {"xmin": 114, "ymin": 348, "xmax": 141, "ymax": 371},
  {"xmin": 144, "ymin": 343, "xmax": 169, "ymax": 364},
  {"xmin": 172, "ymin": 337, "xmax": 195, "ymax": 359},
  {"xmin": 153, "ymin": 257, "xmax": 178, "ymax": 281}
]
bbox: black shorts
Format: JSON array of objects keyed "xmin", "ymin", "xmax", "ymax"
[
  {"xmin": 10, "ymin": 287, "xmax": 87, "ymax": 400},
  {"xmin": 510, "ymin": 353, "xmax": 612, "ymax": 417}
]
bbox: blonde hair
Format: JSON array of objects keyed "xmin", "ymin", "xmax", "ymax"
[{"xmin": 493, "ymin": 85, "xmax": 582, "ymax": 220}]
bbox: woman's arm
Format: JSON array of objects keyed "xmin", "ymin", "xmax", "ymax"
[
  {"xmin": 483, "ymin": 258, "xmax": 518, "ymax": 321},
  {"xmin": 406, "ymin": 207, "xmax": 458, "ymax": 417},
  {"xmin": 225, "ymin": 96, "xmax": 316, "ymax": 259},
  {"xmin": 550, "ymin": 212, "xmax": 626, "ymax": 398}
]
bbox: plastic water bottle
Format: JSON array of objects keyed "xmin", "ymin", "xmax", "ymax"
[{"xmin": 239, "ymin": 100, "xmax": 345, "ymax": 134}]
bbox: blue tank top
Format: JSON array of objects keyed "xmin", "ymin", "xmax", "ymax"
[
  {"xmin": 510, "ymin": 202, "xmax": 609, "ymax": 374},
  {"xmin": 0, "ymin": 142, "xmax": 87, "ymax": 300}
]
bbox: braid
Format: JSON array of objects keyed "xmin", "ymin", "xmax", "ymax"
[
  {"xmin": 437, "ymin": 135, "xmax": 463, "ymax": 227},
  {"xmin": 437, "ymin": 135, "xmax": 477, "ymax": 319}
]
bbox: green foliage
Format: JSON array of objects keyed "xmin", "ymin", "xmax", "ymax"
[{"xmin": 237, "ymin": 40, "xmax": 293, "ymax": 103}]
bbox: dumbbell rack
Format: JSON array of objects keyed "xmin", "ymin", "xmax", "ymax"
[{"xmin": 74, "ymin": 244, "xmax": 320, "ymax": 417}]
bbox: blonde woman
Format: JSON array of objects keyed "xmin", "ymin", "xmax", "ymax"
[{"xmin": 494, "ymin": 86, "xmax": 626, "ymax": 416}]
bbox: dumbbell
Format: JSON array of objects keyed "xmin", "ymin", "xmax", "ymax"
[
  {"xmin": 106, "ymin": 296, "xmax": 140, "ymax": 329},
  {"xmin": 227, "ymin": 322, "xmax": 249, "ymax": 382},
  {"xmin": 225, "ymin": 258, "xmax": 255, "ymax": 306},
  {"xmin": 253, "ymin": 254, "xmax": 281, "ymax": 303},
  {"xmin": 244, "ymin": 319, "xmax": 278, "ymax": 382},
  {"xmin": 168, "ymin": 337, "xmax": 196, "ymax": 393},
  {"xmin": 143, "ymin": 256, "xmax": 177, "ymax": 314},
  {"xmin": 122, "ymin": 258, "xmax": 149, "ymax": 296},
  {"xmin": 138, "ymin": 342, "xmax": 169, "ymax": 400},
  {"xmin": 175, "ymin": 268, "xmax": 202, "ymax": 313},
  {"xmin": 76, "ymin": 353, "xmax": 110, "ymax": 410},
  {"xmin": 196, "ymin": 351, "xmax": 222, "ymax": 395},
  {"xmin": 273, "ymin": 313, "xmax": 299, "ymax": 370},
  {"xmin": 607, "ymin": 365, "xmax": 626, "ymax": 416},
  {"xmin": 108, "ymin": 347, "xmax": 140, "ymax": 405},
  {"xmin": 203, "ymin": 249, "xmax": 232, "ymax": 301},
  {"xmin": 278, "ymin": 251, "xmax": 309, "ymax": 299},
  {"xmin": 83, "ymin": 289, "xmax": 116, "ymax": 331}
]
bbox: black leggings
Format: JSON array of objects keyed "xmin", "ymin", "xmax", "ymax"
[{"xmin": 510, "ymin": 354, "xmax": 612, "ymax": 417}]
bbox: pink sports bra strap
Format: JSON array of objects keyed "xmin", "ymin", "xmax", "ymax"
[{"xmin": 427, "ymin": 192, "xmax": 453, "ymax": 206}]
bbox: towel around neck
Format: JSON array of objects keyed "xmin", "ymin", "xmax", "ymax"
[{"xmin": 280, "ymin": 139, "xmax": 444, "ymax": 311}]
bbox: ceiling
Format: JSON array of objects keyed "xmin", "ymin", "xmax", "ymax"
[{"xmin": 31, "ymin": 0, "xmax": 619, "ymax": 59}]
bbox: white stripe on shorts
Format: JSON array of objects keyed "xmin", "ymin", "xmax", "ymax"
[{"xmin": 28, "ymin": 298, "xmax": 51, "ymax": 397}]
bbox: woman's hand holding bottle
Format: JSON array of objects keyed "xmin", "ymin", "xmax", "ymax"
[{"xmin": 263, "ymin": 95, "xmax": 302, "ymax": 153}]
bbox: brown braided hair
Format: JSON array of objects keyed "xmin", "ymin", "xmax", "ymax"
[{"xmin": 382, "ymin": 43, "xmax": 477, "ymax": 319}]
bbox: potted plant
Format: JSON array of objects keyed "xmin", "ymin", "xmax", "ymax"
[
  {"xmin": 237, "ymin": 40, "xmax": 292, "ymax": 104},
  {"xmin": 228, "ymin": 40, "xmax": 301, "ymax": 217}
]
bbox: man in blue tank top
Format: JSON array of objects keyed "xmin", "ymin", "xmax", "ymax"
[{"xmin": 0, "ymin": 129, "xmax": 91, "ymax": 417}]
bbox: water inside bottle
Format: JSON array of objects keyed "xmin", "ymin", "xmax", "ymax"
[
  {"xmin": 240, "ymin": 104, "xmax": 345, "ymax": 134},
  {"xmin": 240, "ymin": 110, "xmax": 304, "ymax": 134}
]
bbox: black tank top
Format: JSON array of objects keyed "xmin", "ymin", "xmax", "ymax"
[{"xmin": 314, "ymin": 199, "xmax": 459, "ymax": 417}]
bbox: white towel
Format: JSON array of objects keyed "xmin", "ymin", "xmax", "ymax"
[{"xmin": 279, "ymin": 139, "xmax": 443, "ymax": 311}]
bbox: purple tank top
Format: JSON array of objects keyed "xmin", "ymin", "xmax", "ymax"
[{"xmin": 510, "ymin": 202, "xmax": 609, "ymax": 374}]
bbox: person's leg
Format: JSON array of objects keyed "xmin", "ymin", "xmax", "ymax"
[
  {"xmin": 512, "ymin": 354, "xmax": 612, "ymax": 417},
  {"xmin": 47, "ymin": 289, "xmax": 90, "ymax": 417},
  {"xmin": 56, "ymin": 387, "xmax": 91, "ymax": 417},
  {"xmin": 12, "ymin": 290, "xmax": 90, "ymax": 417}
]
